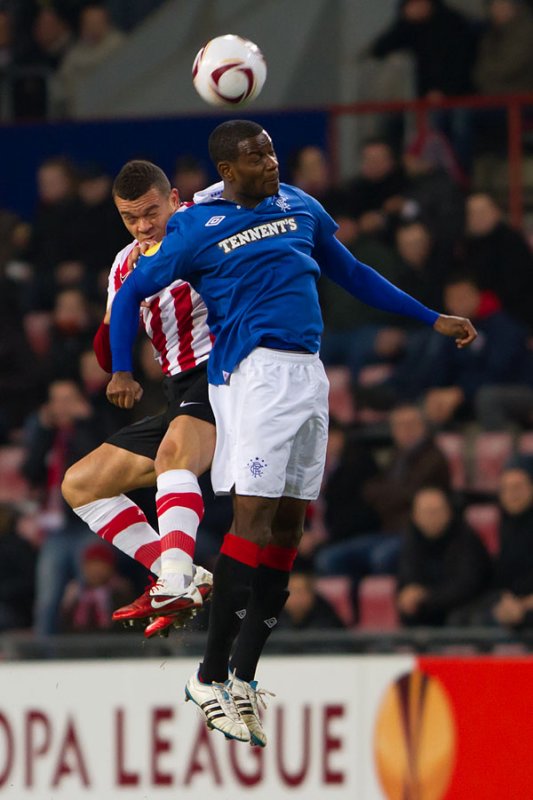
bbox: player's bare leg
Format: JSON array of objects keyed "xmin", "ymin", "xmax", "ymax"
[{"xmin": 62, "ymin": 438, "xmax": 213, "ymax": 634}]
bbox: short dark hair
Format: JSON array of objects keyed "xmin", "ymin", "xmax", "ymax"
[
  {"xmin": 112, "ymin": 160, "xmax": 171, "ymax": 200},
  {"xmin": 208, "ymin": 120, "xmax": 264, "ymax": 167}
]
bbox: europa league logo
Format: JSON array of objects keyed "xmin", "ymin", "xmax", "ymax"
[{"xmin": 374, "ymin": 671, "xmax": 457, "ymax": 800}]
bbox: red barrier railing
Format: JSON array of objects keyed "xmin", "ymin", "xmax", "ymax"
[{"xmin": 327, "ymin": 93, "xmax": 533, "ymax": 229}]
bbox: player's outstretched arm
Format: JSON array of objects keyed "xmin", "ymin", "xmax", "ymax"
[
  {"xmin": 433, "ymin": 314, "xmax": 477, "ymax": 349},
  {"xmin": 316, "ymin": 235, "xmax": 439, "ymax": 326}
]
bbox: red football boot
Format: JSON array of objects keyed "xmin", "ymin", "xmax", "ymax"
[
  {"xmin": 112, "ymin": 578, "xmax": 156, "ymax": 626},
  {"xmin": 144, "ymin": 609, "xmax": 198, "ymax": 639}
]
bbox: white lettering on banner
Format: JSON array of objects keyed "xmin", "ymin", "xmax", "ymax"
[{"xmin": 0, "ymin": 655, "xmax": 413, "ymax": 799}]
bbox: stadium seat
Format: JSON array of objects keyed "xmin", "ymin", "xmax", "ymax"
[
  {"xmin": 464, "ymin": 503, "xmax": 500, "ymax": 555},
  {"xmin": 0, "ymin": 445, "xmax": 30, "ymax": 503},
  {"xmin": 471, "ymin": 432, "xmax": 514, "ymax": 493},
  {"xmin": 23, "ymin": 311, "xmax": 52, "ymax": 356},
  {"xmin": 357, "ymin": 575, "xmax": 399, "ymax": 630},
  {"xmin": 435, "ymin": 432, "xmax": 467, "ymax": 490},
  {"xmin": 315, "ymin": 576, "xmax": 355, "ymax": 628}
]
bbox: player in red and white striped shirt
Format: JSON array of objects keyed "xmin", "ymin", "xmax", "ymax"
[{"xmin": 62, "ymin": 161, "xmax": 217, "ymax": 637}]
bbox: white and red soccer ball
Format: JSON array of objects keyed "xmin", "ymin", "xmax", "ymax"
[{"xmin": 192, "ymin": 34, "xmax": 267, "ymax": 108}]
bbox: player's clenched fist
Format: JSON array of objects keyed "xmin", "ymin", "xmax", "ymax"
[
  {"xmin": 126, "ymin": 239, "xmax": 157, "ymax": 274},
  {"xmin": 433, "ymin": 314, "xmax": 477, "ymax": 349},
  {"xmin": 106, "ymin": 371, "xmax": 143, "ymax": 409}
]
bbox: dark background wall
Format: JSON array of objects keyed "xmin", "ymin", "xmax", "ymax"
[{"xmin": 0, "ymin": 110, "xmax": 328, "ymax": 219}]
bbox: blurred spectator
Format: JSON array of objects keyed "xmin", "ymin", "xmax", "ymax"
[
  {"xmin": 79, "ymin": 348, "xmax": 124, "ymax": 435},
  {"xmin": 370, "ymin": 0, "xmax": 476, "ymax": 99},
  {"xmin": 60, "ymin": 541, "xmax": 133, "ymax": 633},
  {"xmin": 297, "ymin": 420, "xmax": 381, "ymax": 570},
  {"xmin": 287, "ymin": 145, "xmax": 350, "ymax": 218},
  {"xmin": 397, "ymin": 487, "xmax": 491, "ymax": 626},
  {"xmin": 0, "ymin": 503, "xmax": 37, "ymax": 631},
  {"xmin": 421, "ymin": 276, "xmax": 532, "ymax": 427},
  {"xmin": 278, "ymin": 572, "xmax": 345, "ymax": 630},
  {"xmin": 473, "ymin": 0, "xmax": 533, "ymax": 94},
  {"xmin": 71, "ymin": 163, "xmax": 130, "ymax": 297},
  {"xmin": 0, "ymin": 271, "xmax": 43, "ymax": 433},
  {"xmin": 26, "ymin": 155, "xmax": 82, "ymax": 308},
  {"xmin": 316, "ymin": 404, "xmax": 450, "ymax": 598},
  {"xmin": 46, "ymin": 288, "xmax": 98, "ymax": 381},
  {"xmin": 343, "ymin": 139, "xmax": 407, "ymax": 237},
  {"xmin": 366, "ymin": 274, "xmax": 532, "ymax": 424},
  {"xmin": 368, "ymin": 0, "xmax": 477, "ymax": 167},
  {"xmin": 394, "ymin": 221, "xmax": 445, "ymax": 311},
  {"xmin": 14, "ymin": 7, "xmax": 74, "ymax": 118},
  {"xmin": 172, "ymin": 155, "xmax": 209, "ymax": 203},
  {"xmin": 462, "ymin": 193, "xmax": 533, "ymax": 329},
  {"xmin": 320, "ymin": 226, "xmax": 403, "ymax": 378},
  {"xmin": 454, "ymin": 462, "xmax": 533, "ymax": 628},
  {"xmin": 400, "ymin": 132, "xmax": 466, "ymax": 250},
  {"xmin": 0, "ymin": 9, "xmax": 15, "ymax": 69},
  {"xmin": 0, "ymin": 207, "xmax": 31, "ymax": 282},
  {"xmin": 22, "ymin": 378, "xmax": 107, "ymax": 635},
  {"xmin": 55, "ymin": 3, "xmax": 125, "ymax": 116},
  {"xmin": 321, "ymin": 422, "xmax": 381, "ymax": 546},
  {"xmin": 23, "ymin": 6, "xmax": 74, "ymax": 70}
]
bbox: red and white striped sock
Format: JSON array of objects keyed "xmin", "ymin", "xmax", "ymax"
[
  {"xmin": 74, "ymin": 495, "xmax": 161, "ymax": 575},
  {"xmin": 155, "ymin": 469, "xmax": 204, "ymax": 590}
]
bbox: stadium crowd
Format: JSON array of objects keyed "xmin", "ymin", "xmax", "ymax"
[{"xmin": 0, "ymin": 0, "xmax": 533, "ymax": 639}]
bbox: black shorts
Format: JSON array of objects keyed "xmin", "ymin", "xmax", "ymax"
[{"xmin": 106, "ymin": 362, "xmax": 215, "ymax": 461}]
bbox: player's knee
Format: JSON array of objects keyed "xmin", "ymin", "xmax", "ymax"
[
  {"xmin": 62, "ymin": 462, "xmax": 98, "ymax": 508},
  {"xmin": 61, "ymin": 465, "xmax": 82, "ymax": 507},
  {"xmin": 154, "ymin": 442, "xmax": 199, "ymax": 475}
]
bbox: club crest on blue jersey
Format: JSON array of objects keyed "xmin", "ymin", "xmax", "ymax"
[
  {"xmin": 274, "ymin": 194, "xmax": 291, "ymax": 212},
  {"xmin": 247, "ymin": 457, "xmax": 268, "ymax": 478}
]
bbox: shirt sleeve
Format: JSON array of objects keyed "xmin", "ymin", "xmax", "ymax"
[
  {"xmin": 314, "ymin": 234, "xmax": 439, "ymax": 326},
  {"xmin": 110, "ymin": 229, "xmax": 191, "ymax": 373},
  {"xmin": 300, "ymin": 190, "xmax": 339, "ymax": 245},
  {"xmin": 93, "ymin": 321, "xmax": 112, "ymax": 373}
]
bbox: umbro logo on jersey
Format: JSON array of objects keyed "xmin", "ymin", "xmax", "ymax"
[{"xmin": 205, "ymin": 215, "xmax": 225, "ymax": 226}]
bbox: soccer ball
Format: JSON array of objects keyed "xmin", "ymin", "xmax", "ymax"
[{"xmin": 192, "ymin": 34, "xmax": 267, "ymax": 108}]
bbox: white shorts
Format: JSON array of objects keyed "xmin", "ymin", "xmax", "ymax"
[{"xmin": 209, "ymin": 347, "xmax": 330, "ymax": 500}]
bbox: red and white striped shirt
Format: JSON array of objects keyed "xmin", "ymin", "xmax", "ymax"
[{"xmin": 106, "ymin": 233, "xmax": 212, "ymax": 377}]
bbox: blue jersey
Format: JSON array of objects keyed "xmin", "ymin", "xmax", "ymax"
[{"xmin": 110, "ymin": 184, "xmax": 438, "ymax": 384}]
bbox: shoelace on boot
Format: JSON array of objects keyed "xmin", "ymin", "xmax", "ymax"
[
  {"xmin": 210, "ymin": 681, "xmax": 244, "ymax": 724},
  {"xmin": 228, "ymin": 670, "xmax": 275, "ymax": 715}
]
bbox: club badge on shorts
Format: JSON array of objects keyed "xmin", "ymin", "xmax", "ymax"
[{"xmin": 247, "ymin": 457, "xmax": 268, "ymax": 478}]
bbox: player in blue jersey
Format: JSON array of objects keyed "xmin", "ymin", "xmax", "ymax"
[{"xmin": 107, "ymin": 120, "xmax": 477, "ymax": 745}]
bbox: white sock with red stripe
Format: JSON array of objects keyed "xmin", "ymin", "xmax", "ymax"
[
  {"xmin": 74, "ymin": 495, "xmax": 161, "ymax": 575},
  {"xmin": 155, "ymin": 469, "xmax": 204, "ymax": 593}
]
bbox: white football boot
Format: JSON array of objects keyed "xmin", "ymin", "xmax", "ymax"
[{"xmin": 185, "ymin": 670, "xmax": 250, "ymax": 742}]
